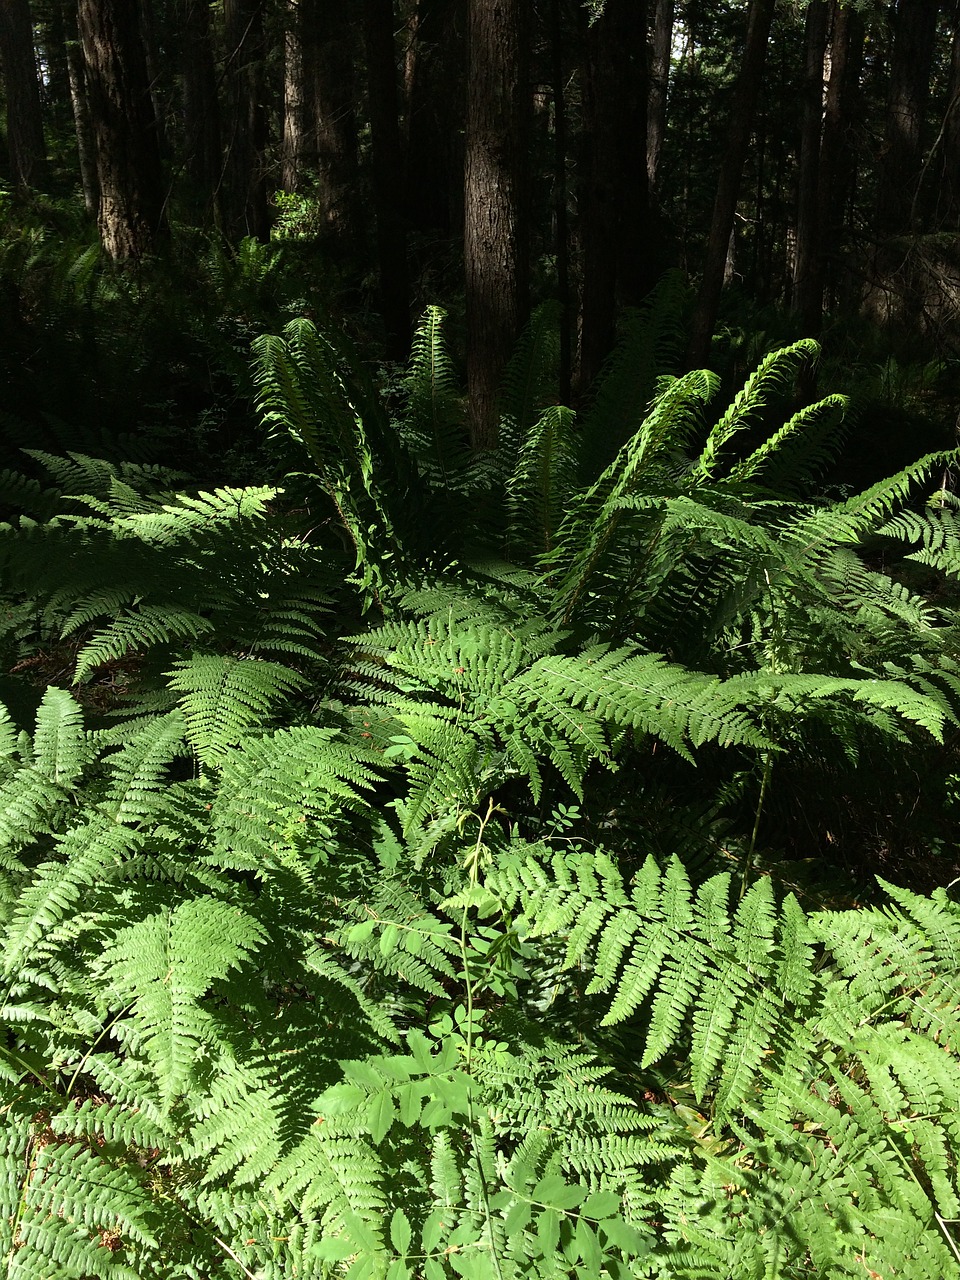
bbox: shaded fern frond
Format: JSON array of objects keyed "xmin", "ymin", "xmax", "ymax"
[
  {"xmin": 578, "ymin": 270, "xmax": 690, "ymax": 479},
  {"xmin": 403, "ymin": 306, "xmax": 471, "ymax": 496}
]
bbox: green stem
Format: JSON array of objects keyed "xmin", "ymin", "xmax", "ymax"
[
  {"xmin": 458, "ymin": 799, "xmax": 506, "ymax": 1280},
  {"xmin": 741, "ymin": 749, "xmax": 773, "ymax": 900}
]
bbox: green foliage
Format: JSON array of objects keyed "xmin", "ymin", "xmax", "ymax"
[{"xmin": 1, "ymin": 313, "xmax": 960, "ymax": 1278}]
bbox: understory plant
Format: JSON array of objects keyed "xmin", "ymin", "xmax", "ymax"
[{"xmin": 0, "ymin": 292, "xmax": 959, "ymax": 1278}]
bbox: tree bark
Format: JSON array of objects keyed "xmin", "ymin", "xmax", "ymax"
[
  {"xmin": 877, "ymin": 0, "xmax": 938, "ymax": 236},
  {"xmin": 647, "ymin": 0, "xmax": 674, "ymax": 190},
  {"xmin": 404, "ymin": 0, "xmax": 465, "ymax": 235},
  {"xmin": 64, "ymin": 0, "xmax": 99, "ymax": 215},
  {"xmin": 282, "ymin": 0, "xmax": 361, "ymax": 239},
  {"xmin": 935, "ymin": 15, "xmax": 960, "ymax": 229},
  {"xmin": 77, "ymin": 0, "xmax": 168, "ymax": 260},
  {"xmin": 578, "ymin": 0, "xmax": 656, "ymax": 393},
  {"xmin": 363, "ymin": 0, "xmax": 411, "ymax": 358},
  {"xmin": 687, "ymin": 0, "xmax": 776, "ymax": 367},
  {"xmin": 550, "ymin": 0, "xmax": 571, "ymax": 402},
  {"xmin": 464, "ymin": 0, "xmax": 529, "ymax": 448},
  {"xmin": 223, "ymin": 0, "xmax": 270, "ymax": 241},
  {"xmin": 0, "ymin": 0, "xmax": 48, "ymax": 190},
  {"xmin": 138, "ymin": 0, "xmax": 167, "ymax": 157},
  {"xmin": 792, "ymin": 0, "xmax": 828, "ymax": 331},
  {"xmin": 179, "ymin": 0, "xmax": 222, "ymax": 225},
  {"xmin": 281, "ymin": 0, "xmax": 305, "ymax": 192},
  {"xmin": 37, "ymin": 0, "xmax": 72, "ymax": 122},
  {"xmin": 818, "ymin": 1, "xmax": 864, "ymax": 311}
]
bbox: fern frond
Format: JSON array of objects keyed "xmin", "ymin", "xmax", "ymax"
[
  {"xmin": 74, "ymin": 606, "xmax": 215, "ymax": 682},
  {"xmin": 690, "ymin": 338, "xmax": 820, "ymax": 481},
  {"xmin": 578, "ymin": 271, "xmax": 691, "ymax": 479},
  {"xmin": 726, "ymin": 392, "xmax": 848, "ymax": 491},
  {"xmin": 403, "ymin": 306, "xmax": 470, "ymax": 496},
  {"xmin": 498, "ymin": 300, "xmax": 561, "ymax": 472},
  {"xmin": 165, "ymin": 655, "xmax": 305, "ymax": 762},
  {"xmin": 505, "ymin": 405, "xmax": 578, "ymax": 556},
  {"xmin": 96, "ymin": 896, "xmax": 265, "ymax": 1107},
  {"xmin": 212, "ymin": 725, "xmax": 379, "ymax": 862}
]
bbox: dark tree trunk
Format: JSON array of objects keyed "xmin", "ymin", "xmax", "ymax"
[
  {"xmin": 404, "ymin": 0, "xmax": 465, "ymax": 236},
  {"xmin": 464, "ymin": 0, "xmax": 529, "ymax": 448},
  {"xmin": 818, "ymin": 1, "xmax": 864, "ymax": 310},
  {"xmin": 647, "ymin": 0, "xmax": 674, "ymax": 190},
  {"xmin": 687, "ymin": 0, "xmax": 776, "ymax": 367},
  {"xmin": 223, "ymin": 0, "xmax": 270, "ymax": 241},
  {"xmin": 38, "ymin": 0, "xmax": 72, "ymax": 120},
  {"xmin": 180, "ymin": 0, "xmax": 222, "ymax": 225},
  {"xmin": 862, "ymin": 0, "xmax": 938, "ymax": 327},
  {"xmin": 0, "ymin": 0, "xmax": 48, "ymax": 190},
  {"xmin": 550, "ymin": 0, "xmax": 571, "ymax": 402},
  {"xmin": 281, "ymin": 0, "xmax": 305, "ymax": 192},
  {"xmin": 77, "ymin": 0, "xmax": 168, "ymax": 260},
  {"xmin": 936, "ymin": 16, "xmax": 960, "ymax": 229},
  {"xmin": 65, "ymin": 0, "xmax": 99, "ymax": 215},
  {"xmin": 793, "ymin": 0, "xmax": 829, "ymax": 332},
  {"xmin": 877, "ymin": 0, "xmax": 938, "ymax": 236},
  {"xmin": 138, "ymin": 0, "xmax": 167, "ymax": 156},
  {"xmin": 363, "ymin": 0, "xmax": 411, "ymax": 359},
  {"xmin": 578, "ymin": 0, "xmax": 656, "ymax": 393},
  {"xmin": 283, "ymin": 0, "xmax": 360, "ymax": 239}
]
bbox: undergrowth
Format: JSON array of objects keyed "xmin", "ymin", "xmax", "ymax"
[{"xmin": 0, "ymin": 285, "xmax": 959, "ymax": 1277}]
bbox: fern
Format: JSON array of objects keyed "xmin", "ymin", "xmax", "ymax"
[{"xmin": 1, "ymin": 322, "xmax": 960, "ymax": 1280}]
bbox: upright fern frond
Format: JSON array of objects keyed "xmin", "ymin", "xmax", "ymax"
[
  {"xmin": 497, "ymin": 301, "xmax": 562, "ymax": 474},
  {"xmin": 726, "ymin": 392, "xmax": 848, "ymax": 491},
  {"xmin": 403, "ymin": 306, "xmax": 471, "ymax": 496},
  {"xmin": 690, "ymin": 338, "xmax": 820, "ymax": 481},
  {"xmin": 578, "ymin": 269, "xmax": 691, "ymax": 479},
  {"xmin": 505, "ymin": 405, "xmax": 578, "ymax": 555},
  {"xmin": 253, "ymin": 318, "xmax": 411, "ymax": 585}
]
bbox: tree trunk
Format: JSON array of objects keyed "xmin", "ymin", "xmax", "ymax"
[
  {"xmin": 877, "ymin": 0, "xmax": 938, "ymax": 236},
  {"xmin": 578, "ymin": 0, "xmax": 656, "ymax": 393},
  {"xmin": 792, "ymin": 0, "xmax": 829, "ymax": 332},
  {"xmin": 138, "ymin": 0, "xmax": 167, "ymax": 157},
  {"xmin": 281, "ymin": 0, "xmax": 305, "ymax": 192},
  {"xmin": 77, "ymin": 0, "xmax": 168, "ymax": 260},
  {"xmin": 180, "ymin": 0, "xmax": 222, "ymax": 225},
  {"xmin": 647, "ymin": 0, "xmax": 674, "ymax": 190},
  {"xmin": 404, "ymin": 0, "xmax": 465, "ymax": 236},
  {"xmin": 283, "ymin": 0, "xmax": 361, "ymax": 239},
  {"xmin": 37, "ymin": 0, "xmax": 72, "ymax": 123},
  {"xmin": 818, "ymin": 1, "xmax": 864, "ymax": 311},
  {"xmin": 550, "ymin": 0, "xmax": 571, "ymax": 402},
  {"xmin": 65, "ymin": 0, "xmax": 99, "ymax": 215},
  {"xmin": 0, "ymin": 0, "xmax": 47, "ymax": 190},
  {"xmin": 936, "ymin": 15, "xmax": 960, "ymax": 229},
  {"xmin": 687, "ymin": 0, "xmax": 776, "ymax": 367},
  {"xmin": 363, "ymin": 0, "xmax": 411, "ymax": 359},
  {"xmin": 223, "ymin": 0, "xmax": 270, "ymax": 241},
  {"xmin": 464, "ymin": 0, "xmax": 529, "ymax": 448}
]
